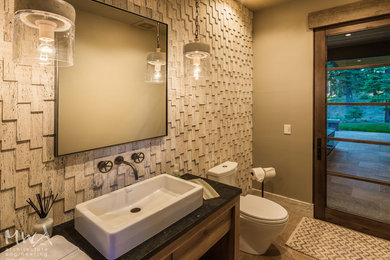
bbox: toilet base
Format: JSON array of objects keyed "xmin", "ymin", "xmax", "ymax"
[
  {"xmin": 240, "ymin": 240, "xmax": 271, "ymax": 255},
  {"xmin": 239, "ymin": 215, "xmax": 288, "ymax": 255}
]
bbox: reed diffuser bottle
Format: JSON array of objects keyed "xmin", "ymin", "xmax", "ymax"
[
  {"xmin": 33, "ymin": 216, "xmax": 54, "ymax": 237},
  {"xmin": 27, "ymin": 191, "xmax": 58, "ymax": 237}
]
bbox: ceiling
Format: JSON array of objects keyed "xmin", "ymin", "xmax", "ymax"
[
  {"xmin": 327, "ymin": 26, "xmax": 390, "ymax": 48},
  {"xmin": 240, "ymin": 0, "xmax": 293, "ymax": 10},
  {"xmin": 327, "ymin": 25, "xmax": 390, "ymax": 62}
]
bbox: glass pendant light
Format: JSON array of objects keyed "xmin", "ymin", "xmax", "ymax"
[
  {"xmin": 184, "ymin": 0, "xmax": 210, "ymax": 81},
  {"xmin": 13, "ymin": 0, "xmax": 76, "ymax": 67},
  {"xmin": 146, "ymin": 22, "xmax": 166, "ymax": 84}
]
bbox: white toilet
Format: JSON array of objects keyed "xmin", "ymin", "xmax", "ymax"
[{"xmin": 207, "ymin": 161, "xmax": 289, "ymax": 255}]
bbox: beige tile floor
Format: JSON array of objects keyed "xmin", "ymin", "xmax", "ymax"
[{"xmin": 240, "ymin": 191, "xmax": 315, "ymax": 260}]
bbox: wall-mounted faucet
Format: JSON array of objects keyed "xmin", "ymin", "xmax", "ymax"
[{"xmin": 114, "ymin": 156, "xmax": 139, "ymax": 181}]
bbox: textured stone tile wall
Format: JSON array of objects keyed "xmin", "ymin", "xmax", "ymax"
[{"xmin": 0, "ymin": 0, "xmax": 253, "ymax": 246}]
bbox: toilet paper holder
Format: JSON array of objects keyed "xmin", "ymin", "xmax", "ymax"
[
  {"xmin": 261, "ymin": 182, "xmax": 264, "ymax": 198},
  {"xmin": 250, "ymin": 171, "xmax": 265, "ymax": 198},
  {"xmin": 250, "ymin": 167, "xmax": 276, "ymax": 198}
]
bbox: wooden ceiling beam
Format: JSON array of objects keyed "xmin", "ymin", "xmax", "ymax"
[{"xmin": 308, "ymin": 0, "xmax": 390, "ymax": 29}]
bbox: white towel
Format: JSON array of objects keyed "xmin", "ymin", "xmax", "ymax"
[
  {"xmin": 0, "ymin": 234, "xmax": 91, "ymax": 260},
  {"xmin": 188, "ymin": 178, "xmax": 220, "ymax": 200}
]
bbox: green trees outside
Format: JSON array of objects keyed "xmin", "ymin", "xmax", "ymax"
[
  {"xmin": 328, "ymin": 68, "xmax": 364, "ymax": 102},
  {"xmin": 327, "ymin": 65, "xmax": 390, "ymax": 122},
  {"xmin": 344, "ymin": 106, "xmax": 364, "ymax": 121}
]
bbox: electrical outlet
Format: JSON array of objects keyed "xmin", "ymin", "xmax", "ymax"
[{"xmin": 284, "ymin": 124, "xmax": 292, "ymax": 135}]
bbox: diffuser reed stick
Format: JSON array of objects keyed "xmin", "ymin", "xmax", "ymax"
[{"xmin": 27, "ymin": 191, "xmax": 58, "ymax": 218}]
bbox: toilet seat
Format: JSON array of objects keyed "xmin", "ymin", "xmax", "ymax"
[{"xmin": 240, "ymin": 195, "xmax": 288, "ymax": 224}]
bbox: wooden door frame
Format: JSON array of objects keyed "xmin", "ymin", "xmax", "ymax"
[{"xmin": 313, "ymin": 16, "xmax": 390, "ymax": 240}]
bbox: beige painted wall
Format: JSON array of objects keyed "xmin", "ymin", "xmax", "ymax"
[{"xmin": 252, "ymin": 0, "xmax": 358, "ymax": 203}]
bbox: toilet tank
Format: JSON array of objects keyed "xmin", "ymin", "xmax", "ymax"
[{"xmin": 207, "ymin": 161, "xmax": 238, "ymax": 187}]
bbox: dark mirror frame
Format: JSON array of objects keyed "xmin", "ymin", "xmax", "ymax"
[{"xmin": 54, "ymin": 0, "xmax": 168, "ymax": 157}]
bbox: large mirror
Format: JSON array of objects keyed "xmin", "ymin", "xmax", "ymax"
[{"xmin": 55, "ymin": 0, "xmax": 167, "ymax": 156}]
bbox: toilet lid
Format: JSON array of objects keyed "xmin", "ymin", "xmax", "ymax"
[{"xmin": 240, "ymin": 195, "xmax": 288, "ymax": 222}]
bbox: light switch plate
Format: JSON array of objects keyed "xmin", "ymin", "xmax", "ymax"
[{"xmin": 284, "ymin": 124, "xmax": 292, "ymax": 135}]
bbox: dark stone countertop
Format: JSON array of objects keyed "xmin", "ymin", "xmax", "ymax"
[{"xmin": 3, "ymin": 174, "xmax": 241, "ymax": 260}]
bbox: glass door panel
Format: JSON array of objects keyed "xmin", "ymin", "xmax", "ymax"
[
  {"xmin": 327, "ymin": 105, "xmax": 390, "ymax": 142},
  {"xmin": 315, "ymin": 21, "xmax": 390, "ymax": 239},
  {"xmin": 327, "ymin": 175, "xmax": 390, "ymax": 224},
  {"xmin": 327, "ymin": 141, "xmax": 390, "ymax": 183}
]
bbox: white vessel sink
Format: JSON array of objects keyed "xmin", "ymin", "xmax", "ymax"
[{"xmin": 75, "ymin": 174, "xmax": 203, "ymax": 259}]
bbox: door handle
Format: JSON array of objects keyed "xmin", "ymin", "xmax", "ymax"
[{"xmin": 317, "ymin": 138, "xmax": 322, "ymax": 160}]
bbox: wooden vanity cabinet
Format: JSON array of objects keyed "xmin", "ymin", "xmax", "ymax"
[{"xmin": 150, "ymin": 196, "xmax": 240, "ymax": 260}]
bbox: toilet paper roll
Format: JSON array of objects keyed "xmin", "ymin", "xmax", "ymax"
[
  {"xmin": 263, "ymin": 167, "xmax": 276, "ymax": 179},
  {"xmin": 251, "ymin": 167, "xmax": 266, "ymax": 183},
  {"xmin": 250, "ymin": 167, "xmax": 277, "ymax": 183}
]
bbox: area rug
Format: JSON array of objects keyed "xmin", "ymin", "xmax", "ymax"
[{"xmin": 286, "ymin": 217, "xmax": 390, "ymax": 260}]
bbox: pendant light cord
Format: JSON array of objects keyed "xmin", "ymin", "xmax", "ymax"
[
  {"xmin": 157, "ymin": 22, "xmax": 160, "ymax": 49},
  {"xmin": 195, "ymin": 0, "xmax": 199, "ymax": 40}
]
